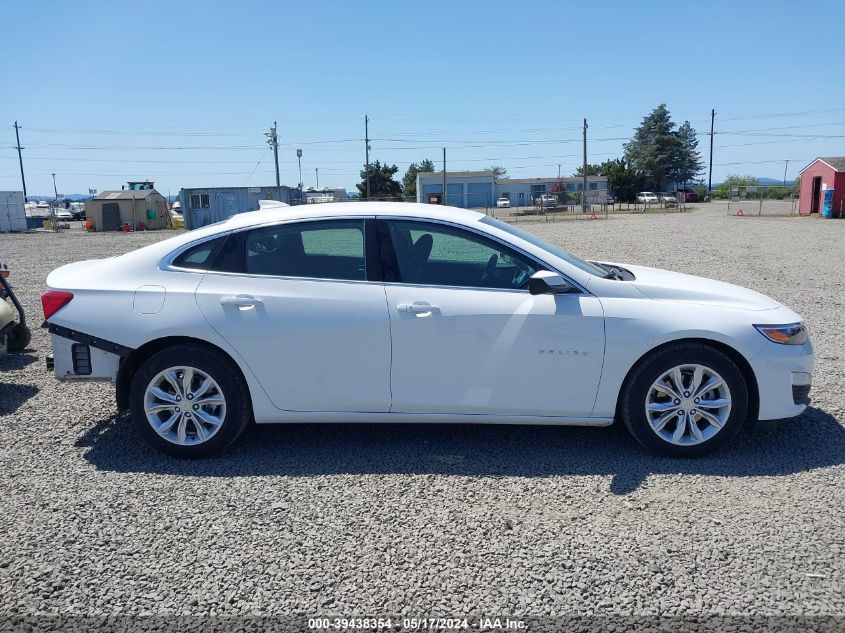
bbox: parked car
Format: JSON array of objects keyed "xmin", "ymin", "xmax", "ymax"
[
  {"xmin": 660, "ymin": 193, "xmax": 678, "ymax": 207},
  {"xmin": 69, "ymin": 202, "xmax": 86, "ymax": 220},
  {"xmin": 42, "ymin": 202, "xmax": 813, "ymax": 458},
  {"xmin": 600, "ymin": 194, "xmax": 616, "ymax": 205},
  {"xmin": 496, "ymin": 197, "xmax": 511, "ymax": 209},
  {"xmin": 637, "ymin": 192, "xmax": 659, "ymax": 204},
  {"xmin": 53, "ymin": 209, "xmax": 74, "ymax": 221},
  {"xmin": 536, "ymin": 194, "xmax": 557, "ymax": 207},
  {"xmin": 676, "ymin": 189, "xmax": 699, "ymax": 203}
]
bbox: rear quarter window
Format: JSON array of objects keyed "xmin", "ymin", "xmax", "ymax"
[{"xmin": 171, "ymin": 237, "xmax": 226, "ymax": 270}]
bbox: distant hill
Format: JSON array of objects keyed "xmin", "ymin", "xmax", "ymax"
[
  {"xmin": 707, "ymin": 177, "xmax": 796, "ymax": 189},
  {"xmin": 758, "ymin": 177, "xmax": 797, "ymax": 186}
]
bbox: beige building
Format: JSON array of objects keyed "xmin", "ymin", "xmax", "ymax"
[{"xmin": 86, "ymin": 182, "xmax": 170, "ymax": 231}]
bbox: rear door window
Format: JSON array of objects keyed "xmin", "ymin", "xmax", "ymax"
[{"xmin": 244, "ymin": 220, "xmax": 366, "ymax": 281}]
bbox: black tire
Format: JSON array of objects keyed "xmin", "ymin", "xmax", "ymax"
[
  {"xmin": 0, "ymin": 330, "xmax": 8, "ymax": 361},
  {"xmin": 7, "ymin": 323, "xmax": 31, "ymax": 351},
  {"xmin": 128, "ymin": 344, "xmax": 251, "ymax": 457},
  {"xmin": 620, "ymin": 342, "xmax": 748, "ymax": 457}
]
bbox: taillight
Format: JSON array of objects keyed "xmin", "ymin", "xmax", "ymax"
[{"xmin": 41, "ymin": 290, "xmax": 74, "ymax": 320}]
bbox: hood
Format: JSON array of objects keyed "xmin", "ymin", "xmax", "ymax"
[{"xmin": 622, "ymin": 264, "xmax": 781, "ymax": 311}]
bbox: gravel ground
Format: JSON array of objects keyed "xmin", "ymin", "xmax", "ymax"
[{"xmin": 0, "ymin": 204, "xmax": 843, "ymax": 630}]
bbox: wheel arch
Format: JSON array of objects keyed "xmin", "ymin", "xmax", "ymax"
[
  {"xmin": 615, "ymin": 337, "xmax": 760, "ymax": 425},
  {"xmin": 116, "ymin": 335, "xmax": 251, "ymax": 412}
]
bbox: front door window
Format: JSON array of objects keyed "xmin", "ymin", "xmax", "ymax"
[{"xmin": 386, "ymin": 220, "xmax": 538, "ymax": 290}]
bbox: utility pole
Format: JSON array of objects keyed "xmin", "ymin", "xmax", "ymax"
[
  {"xmin": 264, "ymin": 122, "xmax": 281, "ymax": 200},
  {"xmin": 442, "ymin": 147, "xmax": 447, "ymax": 206},
  {"xmin": 558, "ymin": 164, "xmax": 561, "ymax": 179},
  {"xmin": 708, "ymin": 108, "xmax": 715, "ymax": 193},
  {"xmin": 582, "ymin": 118, "xmax": 588, "ymax": 212},
  {"xmin": 364, "ymin": 115, "xmax": 371, "ymax": 200},
  {"xmin": 13, "ymin": 122, "xmax": 27, "ymax": 201},
  {"xmin": 315, "ymin": 168, "xmax": 319, "ymax": 190},
  {"xmin": 783, "ymin": 160, "xmax": 789, "ymax": 186},
  {"xmin": 52, "ymin": 173, "xmax": 58, "ymax": 200}
]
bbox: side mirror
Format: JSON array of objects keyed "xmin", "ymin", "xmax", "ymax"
[{"xmin": 528, "ymin": 270, "xmax": 576, "ymax": 295}]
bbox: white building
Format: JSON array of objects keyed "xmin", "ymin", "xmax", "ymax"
[{"xmin": 416, "ymin": 171, "xmax": 609, "ymax": 208}]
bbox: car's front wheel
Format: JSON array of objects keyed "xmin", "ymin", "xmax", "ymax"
[
  {"xmin": 129, "ymin": 344, "xmax": 251, "ymax": 457},
  {"xmin": 620, "ymin": 343, "xmax": 749, "ymax": 457}
]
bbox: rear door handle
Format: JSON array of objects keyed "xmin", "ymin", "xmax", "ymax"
[
  {"xmin": 220, "ymin": 295, "xmax": 263, "ymax": 308},
  {"xmin": 397, "ymin": 301, "xmax": 438, "ymax": 315}
]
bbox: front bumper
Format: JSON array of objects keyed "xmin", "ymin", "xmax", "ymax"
[
  {"xmin": 749, "ymin": 338, "xmax": 814, "ymax": 421},
  {"xmin": 792, "ymin": 383, "xmax": 811, "ymax": 406}
]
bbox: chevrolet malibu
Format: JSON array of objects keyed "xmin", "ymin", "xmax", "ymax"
[{"xmin": 42, "ymin": 203, "xmax": 813, "ymax": 458}]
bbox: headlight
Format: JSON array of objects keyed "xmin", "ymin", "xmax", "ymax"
[{"xmin": 754, "ymin": 322, "xmax": 808, "ymax": 345}]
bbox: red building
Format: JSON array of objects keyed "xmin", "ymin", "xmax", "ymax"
[{"xmin": 798, "ymin": 157, "xmax": 845, "ymax": 217}]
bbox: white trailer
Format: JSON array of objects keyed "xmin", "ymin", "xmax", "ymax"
[{"xmin": 0, "ymin": 191, "xmax": 27, "ymax": 232}]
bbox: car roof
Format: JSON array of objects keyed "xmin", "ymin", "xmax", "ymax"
[{"xmin": 222, "ymin": 201, "xmax": 485, "ymax": 230}]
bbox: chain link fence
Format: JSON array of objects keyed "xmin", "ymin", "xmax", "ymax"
[
  {"xmin": 724, "ymin": 185, "xmax": 797, "ymax": 217},
  {"xmin": 296, "ymin": 190, "xmax": 694, "ymax": 223}
]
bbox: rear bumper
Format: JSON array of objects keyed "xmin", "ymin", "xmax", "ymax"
[{"xmin": 47, "ymin": 333, "xmax": 121, "ymax": 382}]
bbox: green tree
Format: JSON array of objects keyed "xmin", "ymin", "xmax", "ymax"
[
  {"xmin": 692, "ymin": 178, "xmax": 709, "ymax": 201},
  {"xmin": 402, "ymin": 159, "xmax": 435, "ymax": 199},
  {"xmin": 713, "ymin": 173, "xmax": 758, "ymax": 199},
  {"xmin": 676, "ymin": 121, "xmax": 704, "ymax": 185},
  {"xmin": 602, "ymin": 158, "xmax": 645, "ymax": 203},
  {"xmin": 573, "ymin": 163, "xmax": 604, "ymax": 177},
  {"xmin": 357, "ymin": 160, "xmax": 402, "ymax": 199},
  {"xmin": 624, "ymin": 104, "xmax": 700, "ymax": 190},
  {"xmin": 485, "ymin": 165, "xmax": 508, "ymax": 178}
]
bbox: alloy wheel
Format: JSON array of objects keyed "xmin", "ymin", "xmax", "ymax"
[
  {"xmin": 645, "ymin": 364, "xmax": 732, "ymax": 446},
  {"xmin": 143, "ymin": 366, "xmax": 227, "ymax": 446}
]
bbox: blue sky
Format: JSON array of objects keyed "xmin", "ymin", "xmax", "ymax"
[{"xmin": 1, "ymin": 0, "xmax": 844, "ymax": 196}]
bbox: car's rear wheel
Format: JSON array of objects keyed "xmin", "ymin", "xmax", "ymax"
[
  {"xmin": 620, "ymin": 343, "xmax": 748, "ymax": 457},
  {"xmin": 129, "ymin": 344, "xmax": 250, "ymax": 457},
  {"xmin": 0, "ymin": 330, "xmax": 8, "ymax": 361}
]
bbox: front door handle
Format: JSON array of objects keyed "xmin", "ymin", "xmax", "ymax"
[
  {"xmin": 397, "ymin": 301, "xmax": 438, "ymax": 315},
  {"xmin": 220, "ymin": 295, "xmax": 263, "ymax": 308}
]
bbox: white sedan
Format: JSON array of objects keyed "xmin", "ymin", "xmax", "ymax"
[
  {"xmin": 496, "ymin": 197, "xmax": 511, "ymax": 208},
  {"xmin": 637, "ymin": 192, "xmax": 659, "ymax": 204},
  {"xmin": 43, "ymin": 203, "xmax": 813, "ymax": 458}
]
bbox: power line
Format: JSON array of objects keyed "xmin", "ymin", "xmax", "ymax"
[
  {"xmin": 24, "ymin": 128, "xmax": 257, "ymax": 137},
  {"xmin": 718, "ymin": 106, "xmax": 845, "ymax": 121},
  {"xmin": 714, "ymin": 159, "xmax": 807, "ymax": 166},
  {"xmin": 717, "ymin": 121, "xmax": 845, "ymax": 134},
  {"xmin": 242, "ymin": 148, "xmax": 269, "ymax": 186}
]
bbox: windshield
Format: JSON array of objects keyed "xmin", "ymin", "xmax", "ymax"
[{"xmin": 480, "ymin": 216, "xmax": 607, "ymax": 276}]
